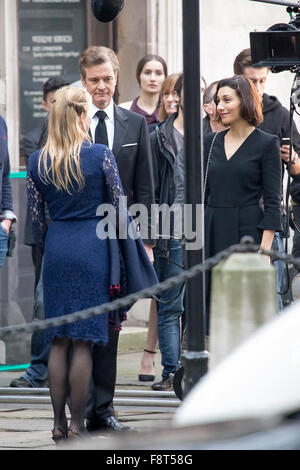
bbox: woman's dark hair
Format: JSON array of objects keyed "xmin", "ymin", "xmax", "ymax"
[
  {"xmin": 172, "ymin": 73, "xmax": 204, "ymax": 101},
  {"xmin": 136, "ymin": 55, "xmax": 168, "ymax": 84},
  {"xmin": 173, "ymin": 73, "xmax": 184, "ymax": 97},
  {"xmin": 43, "ymin": 77, "xmax": 70, "ymax": 102},
  {"xmin": 214, "ymin": 75, "xmax": 263, "ymax": 126},
  {"xmin": 203, "ymin": 80, "xmax": 219, "ymax": 105}
]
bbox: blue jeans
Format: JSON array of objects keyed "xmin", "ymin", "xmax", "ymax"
[
  {"xmin": 22, "ymin": 275, "xmax": 50, "ymax": 387},
  {"xmin": 274, "ymin": 232, "xmax": 285, "ymax": 312},
  {"xmin": 0, "ymin": 224, "xmax": 8, "ymax": 268},
  {"xmin": 154, "ymin": 240, "xmax": 185, "ymax": 380}
]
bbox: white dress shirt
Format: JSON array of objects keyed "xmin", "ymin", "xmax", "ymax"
[{"xmin": 90, "ymin": 100, "xmax": 115, "ymax": 150}]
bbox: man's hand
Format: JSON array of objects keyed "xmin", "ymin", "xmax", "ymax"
[
  {"xmin": 280, "ymin": 144, "xmax": 300, "ymax": 175},
  {"xmin": 280, "ymin": 144, "xmax": 296, "ymax": 164},
  {"xmin": 1, "ymin": 219, "xmax": 12, "ymax": 235},
  {"xmin": 144, "ymin": 244, "xmax": 154, "ymax": 264}
]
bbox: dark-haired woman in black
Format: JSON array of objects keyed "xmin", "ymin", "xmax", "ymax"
[
  {"xmin": 119, "ymin": 55, "xmax": 167, "ymax": 132},
  {"xmin": 204, "ymin": 76, "xmax": 282, "ymax": 326}
]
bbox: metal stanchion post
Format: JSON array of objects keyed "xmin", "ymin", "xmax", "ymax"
[{"xmin": 181, "ymin": 0, "xmax": 209, "ymax": 398}]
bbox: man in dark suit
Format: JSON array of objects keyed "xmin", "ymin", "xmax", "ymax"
[{"xmin": 79, "ymin": 46, "xmax": 155, "ymax": 432}]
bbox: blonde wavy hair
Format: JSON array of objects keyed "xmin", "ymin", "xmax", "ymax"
[{"xmin": 38, "ymin": 86, "xmax": 91, "ymax": 193}]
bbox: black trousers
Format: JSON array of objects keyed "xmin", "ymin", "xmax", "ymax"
[
  {"xmin": 31, "ymin": 245, "xmax": 43, "ymax": 289},
  {"xmin": 85, "ymin": 324, "xmax": 120, "ymax": 420}
]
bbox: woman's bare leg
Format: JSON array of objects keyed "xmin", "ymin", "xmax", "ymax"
[{"xmin": 139, "ymin": 299, "xmax": 158, "ymax": 377}]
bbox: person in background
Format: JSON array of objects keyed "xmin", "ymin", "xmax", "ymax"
[
  {"xmin": 22, "ymin": 77, "xmax": 69, "ymax": 168},
  {"xmin": 10, "ymin": 77, "xmax": 69, "ymax": 389},
  {"xmin": 0, "ymin": 114, "xmax": 16, "ymax": 269},
  {"xmin": 158, "ymin": 73, "xmax": 181, "ymax": 121},
  {"xmin": 119, "ymin": 54, "xmax": 167, "ymax": 131},
  {"xmin": 234, "ymin": 48, "xmax": 300, "ymax": 310},
  {"xmin": 150, "ymin": 74, "xmax": 185, "ymax": 391},
  {"xmin": 138, "ymin": 72, "xmax": 181, "ymax": 383},
  {"xmin": 203, "ymin": 80, "xmax": 229, "ymax": 134},
  {"xmin": 138, "ymin": 72, "xmax": 207, "ymax": 382}
]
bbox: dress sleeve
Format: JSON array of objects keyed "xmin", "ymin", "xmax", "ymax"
[
  {"xmin": 26, "ymin": 162, "xmax": 47, "ymax": 252},
  {"xmin": 258, "ymin": 136, "xmax": 282, "ymax": 231}
]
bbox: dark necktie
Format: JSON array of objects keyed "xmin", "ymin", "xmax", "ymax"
[{"xmin": 95, "ymin": 110, "xmax": 108, "ymax": 146}]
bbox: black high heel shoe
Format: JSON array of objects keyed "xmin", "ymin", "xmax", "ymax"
[
  {"xmin": 68, "ymin": 427, "xmax": 87, "ymax": 439},
  {"xmin": 52, "ymin": 427, "xmax": 68, "ymax": 445},
  {"xmin": 138, "ymin": 349, "xmax": 156, "ymax": 382}
]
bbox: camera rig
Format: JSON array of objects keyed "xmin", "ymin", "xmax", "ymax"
[
  {"xmin": 250, "ymin": 1, "xmax": 300, "ymax": 300},
  {"xmin": 250, "ymin": 0, "xmax": 300, "ymax": 73}
]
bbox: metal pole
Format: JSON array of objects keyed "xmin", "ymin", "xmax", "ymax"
[
  {"xmin": 0, "ymin": 387, "xmax": 175, "ymax": 398},
  {"xmin": 0, "ymin": 395, "xmax": 180, "ymax": 408},
  {"xmin": 182, "ymin": 0, "xmax": 208, "ymax": 397}
]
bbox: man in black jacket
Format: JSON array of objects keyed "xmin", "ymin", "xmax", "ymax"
[
  {"xmin": 234, "ymin": 49, "xmax": 300, "ymax": 175},
  {"xmin": 80, "ymin": 46, "xmax": 155, "ymax": 432},
  {"xmin": 234, "ymin": 48, "xmax": 300, "ymax": 309}
]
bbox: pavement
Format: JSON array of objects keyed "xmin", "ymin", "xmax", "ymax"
[{"xmin": 0, "ymin": 323, "xmax": 180, "ymax": 451}]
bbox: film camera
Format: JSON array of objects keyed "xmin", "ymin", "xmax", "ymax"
[{"xmin": 250, "ymin": 0, "xmax": 300, "ymax": 73}]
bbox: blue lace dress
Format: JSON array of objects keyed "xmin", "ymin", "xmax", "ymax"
[{"xmin": 26, "ymin": 143, "xmax": 123, "ymax": 346}]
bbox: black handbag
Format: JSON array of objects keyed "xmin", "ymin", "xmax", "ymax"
[
  {"xmin": 6, "ymin": 225, "xmax": 16, "ymax": 257},
  {"xmin": 289, "ymin": 208, "xmax": 300, "ymax": 234},
  {"xmin": 280, "ymin": 207, "xmax": 290, "ymax": 239}
]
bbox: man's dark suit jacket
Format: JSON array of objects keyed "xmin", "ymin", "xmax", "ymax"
[
  {"xmin": 88, "ymin": 103, "xmax": 155, "ymax": 422},
  {"xmin": 110, "ymin": 103, "xmax": 155, "ymax": 245}
]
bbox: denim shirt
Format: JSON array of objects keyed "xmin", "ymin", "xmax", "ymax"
[{"xmin": 0, "ymin": 115, "xmax": 16, "ymax": 220}]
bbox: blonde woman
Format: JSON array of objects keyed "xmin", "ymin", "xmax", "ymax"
[{"xmin": 26, "ymin": 86, "xmax": 156, "ymax": 442}]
